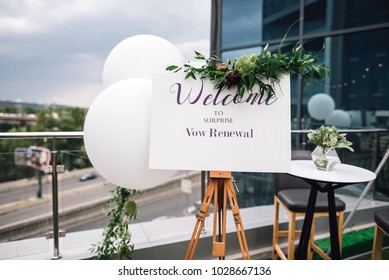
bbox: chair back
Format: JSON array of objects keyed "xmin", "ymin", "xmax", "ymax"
[{"xmin": 273, "ymin": 150, "xmax": 312, "ymax": 194}]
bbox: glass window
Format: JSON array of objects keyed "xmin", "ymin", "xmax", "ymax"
[
  {"xmin": 221, "ymin": 46, "xmax": 263, "ymax": 61},
  {"xmin": 233, "ymin": 172, "xmax": 274, "ymax": 207},
  {"xmin": 302, "ymin": 29, "xmax": 389, "ymax": 128},
  {"xmin": 262, "ymin": 0, "xmax": 300, "ymax": 41},
  {"xmin": 303, "ymin": 0, "xmax": 327, "ymax": 34},
  {"xmin": 305, "ymin": 0, "xmax": 389, "ymax": 34},
  {"xmin": 221, "ymin": 0, "xmax": 263, "ymax": 48},
  {"xmin": 216, "ymin": 0, "xmax": 389, "ymax": 208}
]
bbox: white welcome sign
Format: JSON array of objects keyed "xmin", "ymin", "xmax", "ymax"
[{"xmin": 149, "ymin": 73, "xmax": 291, "ymax": 172}]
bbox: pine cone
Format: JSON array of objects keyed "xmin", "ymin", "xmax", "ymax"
[
  {"xmin": 226, "ymin": 70, "xmax": 241, "ymax": 86},
  {"xmin": 216, "ymin": 63, "xmax": 228, "ymax": 70}
]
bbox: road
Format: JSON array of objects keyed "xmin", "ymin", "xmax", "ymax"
[
  {"xmin": 0, "ymin": 169, "xmax": 111, "ymax": 223},
  {"xmin": 0, "ymin": 172, "xmax": 106, "ymax": 205},
  {"xmin": 68, "ymin": 184, "xmax": 201, "ymax": 232},
  {"xmin": 0, "ymin": 169, "xmax": 202, "ymax": 240}
]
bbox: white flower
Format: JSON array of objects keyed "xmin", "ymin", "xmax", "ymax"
[{"xmin": 307, "ymin": 125, "xmax": 354, "ymax": 153}]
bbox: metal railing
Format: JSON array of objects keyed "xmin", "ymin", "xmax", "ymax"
[
  {"xmin": 0, "ymin": 129, "xmax": 388, "ymax": 260},
  {"xmin": 291, "ymin": 128, "xmax": 387, "ymax": 172},
  {"xmin": 0, "ymin": 131, "xmax": 83, "ymax": 259}
]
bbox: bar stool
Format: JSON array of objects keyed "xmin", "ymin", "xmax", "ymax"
[
  {"xmin": 372, "ymin": 208, "xmax": 389, "ymax": 259},
  {"xmin": 272, "ymin": 150, "xmax": 346, "ymax": 260}
]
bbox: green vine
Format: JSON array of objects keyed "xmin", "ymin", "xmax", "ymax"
[
  {"xmin": 166, "ymin": 19, "xmax": 329, "ymax": 97},
  {"xmin": 90, "ymin": 187, "xmax": 138, "ymax": 260}
]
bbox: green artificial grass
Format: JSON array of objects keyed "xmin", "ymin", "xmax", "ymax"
[{"xmin": 313, "ymin": 226, "xmax": 389, "ymax": 260}]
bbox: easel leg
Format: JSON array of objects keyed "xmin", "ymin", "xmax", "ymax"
[
  {"xmin": 185, "ymin": 180, "xmax": 216, "ymax": 260},
  {"xmin": 185, "ymin": 172, "xmax": 250, "ymax": 260},
  {"xmin": 226, "ymin": 181, "xmax": 251, "ymax": 260},
  {"xmin": 212, "ymin": 181, "xmax": 227, "ymax": 259}
]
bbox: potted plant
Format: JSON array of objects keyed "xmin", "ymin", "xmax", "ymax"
[{"xmin": 306, "ymin": 125, "xmax": 354, "ymax": 171}]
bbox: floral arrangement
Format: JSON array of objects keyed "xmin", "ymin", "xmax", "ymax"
[
  {"xmin": 306, "ymin": 125, "xmax": 354, "ymax": 154},
  {"xmin": 166, "ymin": 21, "xmax": 329, "ymax": 97}
]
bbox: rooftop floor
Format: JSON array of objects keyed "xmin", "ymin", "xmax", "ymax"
[{"xmin": 1, "ymin": 186, "xmax": 388, "ymax": 260}]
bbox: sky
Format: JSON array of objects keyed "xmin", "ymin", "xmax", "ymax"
[{"xmin": 0, "ymin": 0, "xmax": 211, "ymax": 108}]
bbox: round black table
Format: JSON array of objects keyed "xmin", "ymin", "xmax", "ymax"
[{"xmin": 288, "ymin": 160, "xmax": 376, "ymax": 260}]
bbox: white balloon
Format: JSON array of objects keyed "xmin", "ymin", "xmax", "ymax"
[
  {"xmin": 84, "ymin": 78, "xmax": 177, "ymax": 189},
  {"xmin": 307, "ymin": 93, "xmax": 335, "ymax": 120},
  {"xmin": 325, "ymin": 109, "xmax": 352, "ymax": 127},
  {"xmin": 103, "ymin": 34, "xmax": 185, "ymax": 87}
]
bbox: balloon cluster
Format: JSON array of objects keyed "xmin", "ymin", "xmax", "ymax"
[
  {"xmin": 84, "ymin": 35, "xmax": 184, "ymax": 189},
  {"xmin": 307, "ymin": 93, "xmax": 351, "ymax": 127}
]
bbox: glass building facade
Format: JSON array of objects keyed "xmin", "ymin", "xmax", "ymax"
[{"xmin": 211, "ymin": 0, "xmax": 389, "ymax": 207}]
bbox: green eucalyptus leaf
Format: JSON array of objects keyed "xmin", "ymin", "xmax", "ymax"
[
  {"xmin": 194, "ymin": 51, "xmax": 206, "ymax": 60},
  {"xmin": 89, "ymin": 186, "xmax": 137, "ymax": 260},
  {"xmin": 166, "ymin": 65, "xmax": 179, "ymax": 71},
  {"xmin": 166, "ymin": 20, "xmax": 329, "ymax": 97},
  {"xmin": 124, "ymin": 200, "xmax": 137, "ymax": 217}
]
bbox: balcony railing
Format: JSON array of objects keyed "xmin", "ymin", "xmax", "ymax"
[{"xmin": 0, "ymin": 129, "xmax": 388, "ymax": 260}]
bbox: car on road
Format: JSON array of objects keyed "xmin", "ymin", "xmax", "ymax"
[{"xmin": 79, "ymin": 172, "xmax": 97, "ymax": 181}]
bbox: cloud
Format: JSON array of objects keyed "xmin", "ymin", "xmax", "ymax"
[
  {"xmin": 0, "ymin": 16, "xmax": 42, "ymax": 35},
  {"xmin": 0, "ymin": 0, "xmax": 114, "ymax": 35},
  {"xmin": 0, "ymin": 0, "xmax": 211, "ymax": 107},
  {"xmin": 47, "ymin": 82, "xmax": 104, "ymax": 108},
  {"xmin": 176, "ymin": 39, "xmax": 210, "ymax": 60}
]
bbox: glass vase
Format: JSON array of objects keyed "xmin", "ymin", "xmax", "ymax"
[{"xmin": 311, "ymin": 146, "xmax": 340, "ymax": 171}]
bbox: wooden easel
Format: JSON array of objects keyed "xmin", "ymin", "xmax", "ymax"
[{"xmin": 185, "ymin": 171, "xmax": 250, "ymax": 260}]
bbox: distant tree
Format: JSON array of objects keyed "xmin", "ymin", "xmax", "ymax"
[
  {"xmin": 0, "ymin": 105, "xmax": 90, "ymax": 182},
  {"xmin": 58, "ymin": 107, "xmax": 87, "ymax": 131},
  {"xmin": 0, "ymin": 127, "xmax": 36, "ymax": 182},
  {"xmin": 33, "ymin": 108, "xmax": 60, "ymax": 132},
  {"xmin": 2, "ymin": 105, "xmax": 17, "ymax": 114}
]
